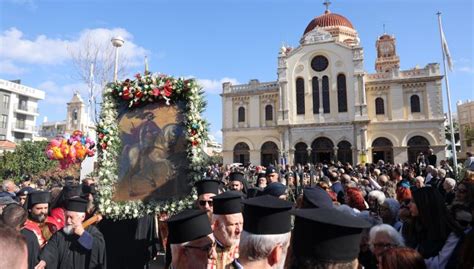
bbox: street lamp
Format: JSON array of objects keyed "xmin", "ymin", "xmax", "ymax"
[{"xmin": 111, "ymin": 36, "xmax": 124, "ymax": 82}]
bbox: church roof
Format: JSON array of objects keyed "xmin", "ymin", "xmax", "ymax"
[
  {"xmin": 304, "ymin": 10, "xmax": 354, "ymax": 35},
  {"xmin": 68, "ymin": 92, "xmax": 84, "ymax": 104}
]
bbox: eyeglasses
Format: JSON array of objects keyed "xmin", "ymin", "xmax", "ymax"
[
  {"xmin": 183, "ymin": 241, "xmax": 216, "ymax": 256},
  {"xmin": 198, "ymin": 200, "xmax": 213, "ymax": 207}
]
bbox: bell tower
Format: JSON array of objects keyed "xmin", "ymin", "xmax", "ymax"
[
  {"xmin": 375, "ymin": 33, "xmax": 400, "ymax": 73},
  {"xmin": 66, "ymin": 91, "xmax": 86, "ymax": 133}
]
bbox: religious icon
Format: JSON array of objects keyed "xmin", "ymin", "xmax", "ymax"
[{"xmin": 113, "ymin": 102, "xmax": 191, "ymax": 202}]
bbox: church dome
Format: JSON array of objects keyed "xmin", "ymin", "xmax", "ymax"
[{"xmin": 304, "ymin": 10, "xmax": 354, "ymax": 35}]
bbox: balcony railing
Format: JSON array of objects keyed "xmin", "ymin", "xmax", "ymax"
[
  {"xmin": 12, "ymin": 122, "xmax": 35, "ymax": 132},
  {"xmin": 15, "ymin": 104, "xmax": 39, "ymax": 114}
]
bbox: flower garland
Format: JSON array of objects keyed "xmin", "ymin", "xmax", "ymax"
[{"xmin": 96, "ymin": 72, "xmax": 208, "ymax": 219}]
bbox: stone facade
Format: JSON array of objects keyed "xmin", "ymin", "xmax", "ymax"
[
  {"xmin": 221, "ymin": 9, "xmax": 445, "ymax": 166},
  {"xmin": 457, "ymin": 100, "xmax": 474, "ymax": 159}
]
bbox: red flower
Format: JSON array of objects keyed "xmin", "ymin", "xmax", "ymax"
[
  {"xmin": 122, "ymin": 88, "xmax": 132, "ymax": 100},
  {"xmin": 190, "ymin": 130, "xmax": 197, "ymax": 136},
  {"xmin": 162, "ymin": 80, "xmax": 173, "ymax": 97},
  {"xmin": 101, "ymin": 143, "xmax": 107, "ymax": 150},
  {"xmin": 98, "ymin": 133, "xmax": 105, "ymax": 140},
  {"xmin": 152, "ymin": 88, "xmax": 160, "ymax": 96},
  {"xmin": 135, "ymin": 73, "xmax": 142, "ymax": 80},
  {"xmin": 192, "ymin": 140, "xmax": 199, "ymax": 146},
  {"xmin": 135, "ymin": 90, "xmax": 143, "ymax": 99}
]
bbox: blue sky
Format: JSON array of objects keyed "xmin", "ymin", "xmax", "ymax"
[{"xmin": 1, "ymin": 0, "xmax": 473, "ymax": 143}]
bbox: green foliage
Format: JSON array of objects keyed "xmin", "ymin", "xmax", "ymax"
[
  {"xmin": 207, "ymin": 154, "xmax": 223, "ymax": 165},
  {"xmin": 0, "ymin": 141, "xmax": 56, "ymax": 181}
]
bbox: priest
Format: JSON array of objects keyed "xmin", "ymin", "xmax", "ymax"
[
  {"xmin": 35, "ymin": 197, "xmax": 106, "ymax": 269},
  {"xmin": 211, "ymin": 191, "xmax": 243, "ymax": 269}
]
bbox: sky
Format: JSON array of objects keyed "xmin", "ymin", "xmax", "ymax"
[{"xmin": 0, "ymin": 0, "xmax": 473, "ymax": 143}]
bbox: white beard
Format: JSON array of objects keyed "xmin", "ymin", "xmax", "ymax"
[{"xmin": 63, "ymin": 225, "xmax": 73, "ymax": 235}]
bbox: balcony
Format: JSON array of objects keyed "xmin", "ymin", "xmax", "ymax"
[
  {"xmin": 15, "ymin": 104, "xmax": 39, "ymax": 116},
  {"xmin": 12, "ymin": 122, "xmax": 36, "ymax": 134}
]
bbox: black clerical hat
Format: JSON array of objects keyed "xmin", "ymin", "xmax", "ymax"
[
  {"xmin": 229, "ymin": 172, "xmax": 244, "ymax": 182},
  {"xmin": 65, "ymin": 197, "xmax": 88, "ymax": 213},
  {"xmin": 292, "ymin": 208, "xmax": 371, "ymax": 262},
  {"xmin": 167, "ymin": 209, "xmax": 212, "ymax": 244},
  {"xmin": 265, "ymin": 166, "xmax": 277, "ymax": 176},
  {"xmin": 242, "ymin": 195, "xmax": 293, "ymax": 235},
  {"xmin": 27, "ymin": 191, "xmax": 51, "ymax": 209},
  {"xmin": 62, "ymin": 185, "xmax": 82, "ymax": 199},
  {"xmin": 195, "ymin": 180, "xmax": 220, "ymax": 196},
  {"xmin": 212, "ymin": 191, "xmax": 242, "ymax": 215},
  {"xmin": 302, "ymin": 187, "xmax": 333, "ymax": 209},
  {"xmin": 261, "ymin": 182, "xmax": 287, "ymax": 197},
  {"xmin": 257, "ymin": 172, "xmax": 266, "ymax": 179}
]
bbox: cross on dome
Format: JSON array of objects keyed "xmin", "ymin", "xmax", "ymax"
[{"xmin": 323, "ymin": 0, "xmax": 331, "ymax": 13}]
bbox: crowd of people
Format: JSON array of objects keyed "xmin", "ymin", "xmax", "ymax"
[{"xmin": 0, "ymin": 151, "xmax": 473, "ymax": 269}]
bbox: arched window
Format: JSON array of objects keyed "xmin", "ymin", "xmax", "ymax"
[
  {"xmin": 322, "ymin": 76, "xmax": 330, "ymax": 113},
  {"xmin": 296, "ymin": 78, "xmax": 305, "ymax": 115},
  {"xmin": 375, "ymin": 98, "xmax": 385, "ymax": 115},
  {"xmin": 238, "ymin": 107, "xmax": 245, "ymax": 122},
  {"xmin": 73, "ymin": 109, "xmax": 78, "ymax": 120},
  {"xmin": 265, "ymin": 105, "xmax": 273, "ymax": 121},
  {"xmin": 312, "ymin": 77, "xmax": 320, "ymax": 114},
  {"xmin": 337, "ymin": 74, "xmax": 347, "ymax": 112},
  {"xmin": 410, "ymin": 95, "xmax": 421, "ymax": 113}
]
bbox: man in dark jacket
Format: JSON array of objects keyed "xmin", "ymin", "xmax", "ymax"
[{"xmin": 35, "ymin": 198, "xmax": 106, "ymax": 269}]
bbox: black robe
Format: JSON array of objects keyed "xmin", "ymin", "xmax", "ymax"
[
  {"xmin": 39, "ymin": 226, "xmax": 106, "ymax": 269},
  {"xmin": 21, "ymin": 228, "xmax": 40, "ymax": 269}
]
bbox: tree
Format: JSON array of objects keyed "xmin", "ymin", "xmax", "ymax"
[
  {"xmin": 445, "ymin": 121, "xmax": 460, "ymax": 152},
  {"xmin": 0, "ymin": 141, "xmax": 57, "ymax": 181},
  {"xmin": 68, "ymin": 32, "xmax": 129, "ymax": 122}
]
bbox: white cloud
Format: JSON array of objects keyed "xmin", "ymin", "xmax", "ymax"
[
  {"xmin": 458, "ymin": 66, "xmax": 474, "ymax": 73},
  {"xmin": 0, "ymin": 60, "xmax": 26, "ymax": 75},
  {"xmin": 0, "ymin": 27, "xmax": 149, "ymax": 67},
  {"xmin": 37, "ymin": 80, "xmax": 90, "ymax": 105},
  {"xmin": 197, "ymin": 77, "xmax": 239, "ymax": 94}
]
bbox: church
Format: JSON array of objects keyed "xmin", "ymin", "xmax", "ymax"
[{"xmin": 221, "ymin": 5, "xmax": 446, "ymax": 166}]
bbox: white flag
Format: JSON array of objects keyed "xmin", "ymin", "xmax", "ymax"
[{"xmin": 440, "ymin": 23, "xmax": 453, "ymax": 71}]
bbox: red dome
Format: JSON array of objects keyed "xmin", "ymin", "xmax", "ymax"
[{"xmin": 304, "ymin": 11, "xmax": 354, "ymax": 35}]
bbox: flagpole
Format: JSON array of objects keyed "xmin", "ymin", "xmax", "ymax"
[{"xmin": 437, "ymin": 12, "xmax": 458, "ymax": 176}]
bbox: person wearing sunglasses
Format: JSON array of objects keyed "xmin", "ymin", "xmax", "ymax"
[
  {"xmin": 167, "ymin": 209, "xmax": 217, "ymax": 269},
  {"xmin": 195, "ymin": 180, "xmax": 221, "ymax": 214}
]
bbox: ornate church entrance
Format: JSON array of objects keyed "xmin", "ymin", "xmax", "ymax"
[
  {"xmin": 372, "ymin": 137, "xmax": 393, "ymax": 164},
  {"xmin": 233, "ymin": 142, "xmax": 250, "ymax": 164},
  {"xmin": 337, "ymin": 140, "xmax": 353, "ymax": 164},
  {"xmin": 311, "ymin": 137, "xmax": 334, "ymax": 163},
  {"xmin": 407, "ymin": 136, "xmax": 430, "ymax": 164},
  {"xmin": 294, "ymin": 142, "xmax": 308, "ymax": 165},
  {"xmin": 261, "ymin": 141, "xmax": 279, "ymax": 166}
]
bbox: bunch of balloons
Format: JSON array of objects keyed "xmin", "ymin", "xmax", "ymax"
[{"xmin": 45, "ymin": 130, "xmax": 96, "ymax": 169}]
